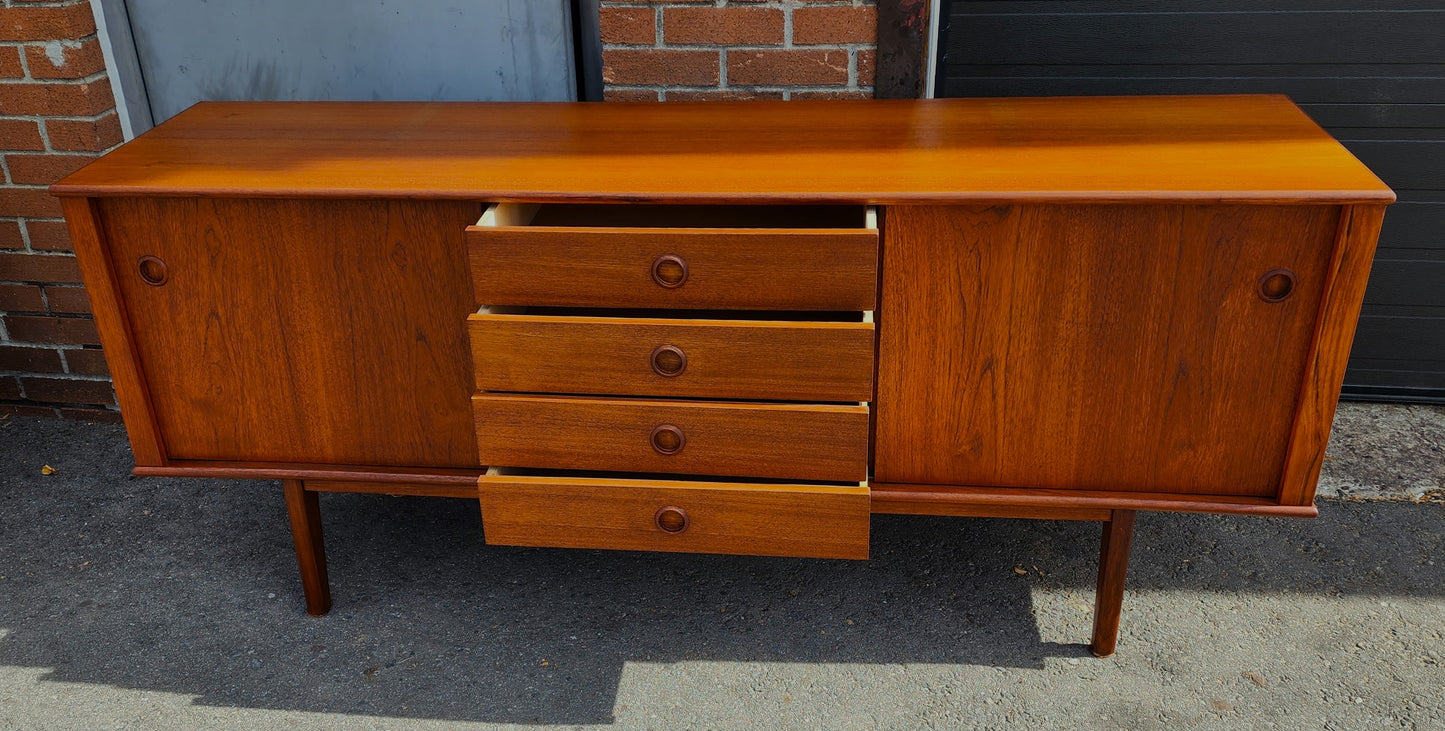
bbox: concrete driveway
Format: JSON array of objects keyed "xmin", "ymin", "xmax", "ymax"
[{"xmin": 1, "ymin": 405, "xmax": 1441, "ymax": 730}]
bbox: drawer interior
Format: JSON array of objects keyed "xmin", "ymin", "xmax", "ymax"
[
  {"xmin": 467, "ymin": 203, "xmax": 879, "ymax": 311},
  {"xmin": 488, "ymin": 465, "xmax": 866, "ymax": 487},
  {"xmin": 481, "ymin": 202, "xmax": 874, "ymax": 230},
  {"xmin": 476, "ymin": 305, "xmax": 870, "ymax": 323}
]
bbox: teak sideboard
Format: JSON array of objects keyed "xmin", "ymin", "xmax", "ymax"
[{"xmin": 51, "ymin": 96, "xmax": 1393, "ymax": 657}]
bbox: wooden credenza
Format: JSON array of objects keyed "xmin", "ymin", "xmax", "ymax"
[{"xmin": 52, "ymin": 96, "xmax": 1393, "ymax": 657}]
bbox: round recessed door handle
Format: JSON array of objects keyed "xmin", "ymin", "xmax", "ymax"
[
  {"xmin": 655, "ymin": 505, "xmax": 690, "ymax": 534},
  {"xmin": 650, "ymin": 344, "xmax": 687, "ymax": 377},
  {"xmin": 650, "ymin": 424, "xmax": 686, "ymax": 455},
  {"xmin": 137, "ymin": 255, "xmax": 168, "ymax": 286},
  {"xmin": 1258, "ymin": 268, "xmax": 1296, "ymax": 302},
  {"xmin": 651, "ymin": 254, "xmax": 688, "ymax": 288}
]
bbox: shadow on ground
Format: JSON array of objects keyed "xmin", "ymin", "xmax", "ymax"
[{"xmin": 1, "ymin": 417, "xmax": 1441, "ymax": 724}]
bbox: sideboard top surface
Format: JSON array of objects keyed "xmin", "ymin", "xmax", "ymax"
[{"xmin": 53, "ymin": 95, "xmax": 1392, "ymax": 205}]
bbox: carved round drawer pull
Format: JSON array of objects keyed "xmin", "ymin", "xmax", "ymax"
[
  {"xmin": 1258, "ymin": 268, "xmax": 1296, "ymax": 302},
  {"xmin": 650, "ymin": 424, "xmax": 686, "ymax": 455},
  {"xmin": 137, "ymin": 256, "xmax": 169, "ymax": 286},
  {"xmin": 655, "ymin": 505, "xmax": 690, "ymax": 534},
  {"xmin": 651, "ymin": 255, "xmax": 689, "ymax": 288},
  {"xmin": 650, "ymin": 344, "xmax": 688, "ymax": 377}
]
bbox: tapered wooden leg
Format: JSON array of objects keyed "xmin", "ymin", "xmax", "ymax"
[
  {"xmin": 1090, "ymin": 509, "xmax": 1136, "ymax": 657},
  {"xmin": 283, "ymin": 479, "xmax": 331, "ymax": 616}
]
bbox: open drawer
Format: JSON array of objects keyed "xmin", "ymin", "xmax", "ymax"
[
  {"xmin": 467, "ymin": 203, "xmax": 878, "ymax": 310},
  {"xmin": 469, "ymin": 308, "xmax": 874, "ymax": 402},
  {"xmin": 474, "ymin": 393, "xmax": 870, "ymax": 483},
  {"xmin": 479, "ymin": 468, "xmax": 870, "ymax": 559}
]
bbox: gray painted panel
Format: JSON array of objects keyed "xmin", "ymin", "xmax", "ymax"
[
  {"xmin": 1364, "ymin": 253, "xmax": 1445, "ymax": 308},
  {"xmin": 1379, "ymin": 202, "xmax": 1445, "ymax": 250},
  {"xmin": 939, "ymin": 76, "xmax": 1445, "ymax": 104},
  {"xmin": 947, "ymin": 9, "xmax": 1445, "ymax": 65},
  {"xmin": 1341, "ymin": 367, "xmax": 1445, "ymax": 392},
  {"xmin": 1343, "ymin": 141, "xmax": 1445, "ymax": 191},
  {"xmin": 1301, "ymin": 103, "xmax": 1445, "ymax": 130},
  {"xmin": 1351, "ymin": 314, "xmax": 1445, "ymax": 364},
  {"xmin": 92, "ymin": 0, "xmax": 153, "ymax": 136},
  {"xmin": 952, "ymin": 0, "xmax": 1443, "ymax": 11},
  {"xmin": 126, "ymin": 0, "xmax": 574, "ymax": 125}
]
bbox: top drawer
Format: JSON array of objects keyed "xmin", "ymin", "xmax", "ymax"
[{"xmin": 467, "ymin": 203, "xmax": 878, "ymax": 310}]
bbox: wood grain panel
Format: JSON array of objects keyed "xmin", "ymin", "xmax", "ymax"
[
  {"xmin": 469, "ymin": 313, "xmax": 874, "ymax": 402},
  {"xmin": 479, "ymin": 472, "xmax": 870, "ymax": 559},
  {"xmin": 97, "ymin": 197, "xmax": 482, "ymax": 467},
  {"xmin": 469, "ymin": 226, "xmax": 878, "ymax": 310},
  {"xmin": 475, "ymin": 394, "xmax": 869, "ymax": 482},
  {"xmin": 51, "ymin": 97, "xmax": 1392, "ymax": 205},
  {"xmin": 875, "ymin": 204, "xmax": 1342, "ymax": 496}
]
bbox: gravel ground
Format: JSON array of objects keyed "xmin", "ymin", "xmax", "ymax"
[
  {"xmin": 1319, "ymin": 402, "xmax": 1445, "ymax": 502},
  {"xmin": 0, "ymin": 404, "xmax": 1441, "ymax": 730}
]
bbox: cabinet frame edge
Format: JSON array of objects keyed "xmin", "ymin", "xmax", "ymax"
[
  {"xmin": 60, "ymin": 196, "xmax": 167, "ymax": 466},
  {"xmin": 1276, "ymin": 203, "xmax": 1388, "ymax": 507}
]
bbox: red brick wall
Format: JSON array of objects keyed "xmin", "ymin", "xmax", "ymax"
[
  {"xmin": 600, "ymin": 1, "xmax": 878, "ymax": 101},
  {"xmin": 1, "ymin": 0, "xmax": 122, "ymax": 422}
]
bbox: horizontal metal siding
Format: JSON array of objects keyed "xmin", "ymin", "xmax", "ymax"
[{"xmin": 938, "ymin": 1, "xmax": 1445, "ymax": 400}]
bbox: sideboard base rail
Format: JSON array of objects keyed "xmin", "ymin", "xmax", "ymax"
[
  {"xmin": 134, "ymin": 462, "xmax": 480, "ymax": 494},
  {"xmin": 870, "ymin": 482, "xmax": 1319, "ymax": 519},
  {"xmin": 279, "ymin": 480, "xmax": 1153, "ymax": 656},
  {"xmin": 144, "ymin": 463, "xmax": 1321, "ymax": 519}
]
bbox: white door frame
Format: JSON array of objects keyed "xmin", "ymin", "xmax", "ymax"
[{"xmin": 91, "ymin": 0, "xmax": 152, "ymax": 140}]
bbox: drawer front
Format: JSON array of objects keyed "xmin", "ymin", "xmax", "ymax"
[
  {"xmin": 478, "ymin": 472, "xmax": 870, "ymax": 559},
  {"xmin": 474, "ymin": 394, "xmax": 869, "ymax": 482},
  {"xmin": 467, "ymin": 227, "xmax": 878, "ymax": 310},
  {"xmin": 470, "ymin": 313, "xmax": 875, "ymax": 402}
]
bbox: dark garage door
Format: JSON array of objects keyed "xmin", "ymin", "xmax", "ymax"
[{"xmin": 935, "ymin": 1, "xmax": 1445, "ymax": 402}]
